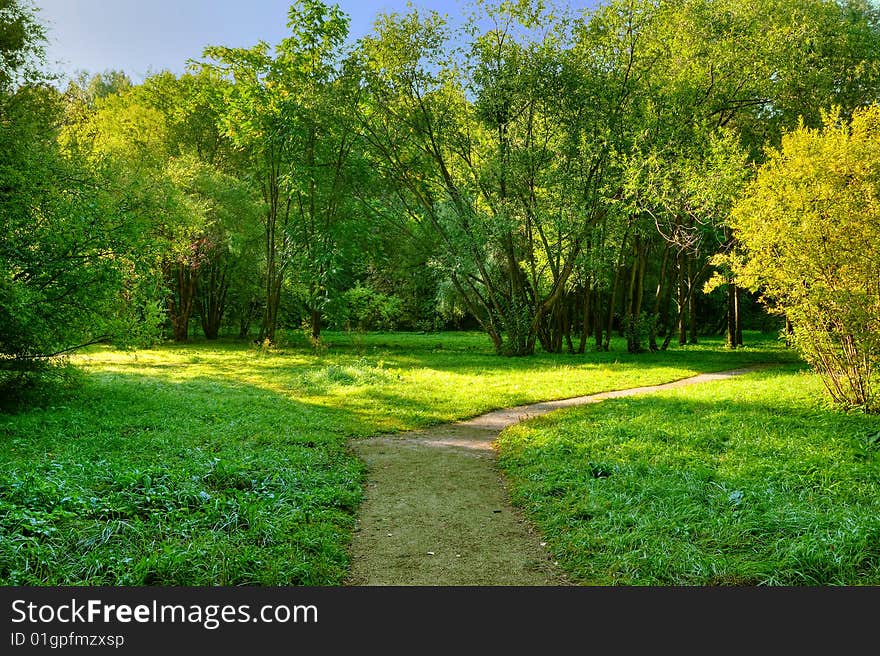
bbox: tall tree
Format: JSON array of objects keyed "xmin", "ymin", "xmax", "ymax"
[
  {"xmin": 354, "ymin": 0, "xmax": 647, "ymax": 354},
  {"xmin": 202, "ymin": 0, "xmax": 359, "ymax": 343},
  {"xmin": 612, "ymin": 0, "xmax": 880, "ymax": 350},
  {"xmin": 142, "ymin": 70, "xmax": 262, "ymax": 341}
]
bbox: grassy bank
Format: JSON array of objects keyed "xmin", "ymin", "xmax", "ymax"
[
  {"xmin": 0, "ymin": 330, "xmax": 795, "ymax": 585},
  {"xmin": 496, "ymin": 365, "xmax": 880, "ymax": 585}
]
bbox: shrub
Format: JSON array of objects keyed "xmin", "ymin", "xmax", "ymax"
[
  {"xmin": 330, "ymin": 285, "xmax": 403, "ymax": 332},
  {"xmin": 730, "ymin": 106, "xmax": 880, "ymax": 411}
]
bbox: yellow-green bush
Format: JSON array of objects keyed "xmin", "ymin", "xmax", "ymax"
[{"xmin": 731, "ymin": 106, "xmax": 880, "ymax": 411}]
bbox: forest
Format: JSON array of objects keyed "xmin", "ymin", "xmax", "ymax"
[
  {"xmin": 1, "ymin": 0, "xmax": 880, "ymax": 587},
  {"xmin": 4, "ymin": 0, "xmax": 880, "ymax": 396}
]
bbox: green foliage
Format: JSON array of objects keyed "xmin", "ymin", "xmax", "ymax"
[
  {"xmin": 349, "ymin": 0, "xmax": 880, "ymax": 355},
  {"xmin": 59, "ymin": 68, "xmax": 266, "ymax": 344},
  {"xmin": 641, "ymin": 0, "xmax": 880, "ymax": 155},
  {"xmin": 354, "ymin": 0, "xmax": 639, "ymax": 354},
  {"xmin": 0, "ymin": 0, "xmax": 44, "ymax": 90},
  {"xmin": 731, "ymin": 106, "xmax": 880, "ymax": 412},
  {"xmin": 1, "ymin": 83, "xmax": 163, "ymax": 364},
  {"xmin": 6, "ymin": 0, "xmax": 880, "ymax": 368},
  {"xmin": 327, "ymin": 285, "xmax": 403, "ymax": 332},
  {"xmin": 199, "ymin": 0, "xmax": 369, "ymax": 343},
  {"xmin": 497, "ymin": 366, "xmax": 880, "ymax": 584},
  {"xmin": 0, "ymin": 2, "xmax": 162, "ymax": 367},
  {"xmin": 4, "ymin": 0, "xmax": 880, "ymax": 589}
]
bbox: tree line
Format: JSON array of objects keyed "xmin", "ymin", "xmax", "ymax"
[{"xmin": 2, "ymin": 0, "xmax": 879, "ymax": 405}]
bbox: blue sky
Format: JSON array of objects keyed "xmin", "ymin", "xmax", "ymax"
[{"xmin": 32, "ymin": 1, "xmax": 597, "ymax": 84}]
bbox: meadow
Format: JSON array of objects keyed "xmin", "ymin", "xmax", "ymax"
[
  {"xmin": 0, "ymin": 330, "xmax": 820, "ymax": 585},
  {"xmin": 497, "ymin": 365, "xmax": 880, "ymax": 585}
]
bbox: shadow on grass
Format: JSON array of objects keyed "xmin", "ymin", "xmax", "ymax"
[
  {"xmin": 0, "ymin": 369, "xmax": 368, "ymax": 586},
  {"xmin": 1, "ymin": 336, "xmax": 806, "ymax": 586}
]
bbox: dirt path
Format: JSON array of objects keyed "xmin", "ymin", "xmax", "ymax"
[{"xmin": 346, "ymin": 366, "xmax": 765, "ymax": 586}]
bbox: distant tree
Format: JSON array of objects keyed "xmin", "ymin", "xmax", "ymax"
[
  {"xmin": 62, "ymin": 70, "xmax": 262, "ymax": 343},
  {"xmin": 142, "ymin": 70, "xmax": 263, "ymax": 341},
  {"xmin": 730, "ymin": 106, "xmax": 880, "ymax": 412},
  {"xmin": 167, "ymin": 156, "xmax": 262, "ymax": 340},
  {"xmin": 616, "ymin": 0, "xmax": 880, "ymax": 351},
  {"xmin": 62, "ymin": 81, "xmax": 205, "ymax": 341}
]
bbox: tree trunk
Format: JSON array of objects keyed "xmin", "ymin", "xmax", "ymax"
[
  {"xmin": 734, "ymin": 286, "xmax": 743, "ymax": 346},
  {"xmin": 259, "ymin": 174, "xmax": 289, "ymax": 344},
  {"xmin": 626, "ymin": 238, "xmax": 648, "ymax": 353},
  {"xmin": 624, "ymin": 241, "xmax": 638, "ymax": 353},
  {"xmin": 238, "ymin": 299, "xmax": 259, "ymax": 340},
  {"xmin": 688, "ymin": 253, "xmax": 698, "ymax": 345},
  {"xmin": 604, "ymin": 266, "xmax": 621, "ymax": 351},
  {"xmin": 678, "ymin": 253, "xmax": 687, "ymax": 346},
  {"xmin": 564, "ymin": 302, "xmax": 574, "ymax": 354},
  {"xmin": 168, "ymin": 263, "xmax": 197, "ymax": 343},
  {"xmin": 311, "ymin": 308, "xmax": 322, "ymax": 341},
  {"xmin": 578, "ymin": 284, "xmax": 591, "ymax": 354},
  {"xmin": 726, "ymin": 282, "xmax": 737, "ymax": 349},
  {"xmin": 634, "ymin": 242, "xmax": 647, "ymax": 318},
  {"xmin": 604, "ymin": 236, "xmax": 628, "ymax": 351},
  {"xmin": 662, "ymin": 254, "xmax": 712, "ymax": 352},
  {"xmin": 198, "ymin": 259, "xmax": 230, "ymax": 340},
  {"xmin": 259, "ymin": 213, "xmax": 278, "ymax": 343},
  {"xmin": 262, "ymin": 272, "xmax": 283, "ymax": 344},
  {"xmin": 650, "ymin": 245, "xmax": 671, "ymax": 352}
]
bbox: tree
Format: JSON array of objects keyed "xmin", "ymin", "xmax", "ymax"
[
  {"xmin": 202, "ymin": 0, "xmax": 360, "ymax": 344},
  {"xmin": 61, "ymin": 69, "xmax": 263, "ymax": 343},
  {"xmin": 612, "ymin": 0, "xmax": 880, "ymax": 351},
  {"xmin": 354, "ymin": 0, "xmax": 646, "ymax": 355},
  {"xmin": 167, "ymin": 156, "xmax": 262, "ymax": 340},
  {"xmin": 1, "ymin": 2, "xmax": 161, "ymax": 374},
  {"xmin": 62, "ymin": 79, "xmax": 210, "ymax": 342},
  {"xmin": 730, "ymin": 106, "xmax": 880, "ymax": 412},
  {"xmin": 142, "ymin": 71, "xmax": 262, "ymax": 341},
  {"xmin": 623, "ymin": 130, "xmax": 750, "ymax": 350},
  {"xmin": 1, "ymin": 87, "xmax": 162, "ymax": 361},
  {"xmin": 0, "ymin": 0, "xmax": 44, "ymax": 90}
]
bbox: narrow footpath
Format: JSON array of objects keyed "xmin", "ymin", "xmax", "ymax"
[{"xmin": 346, "ymin": 367, "xmax": 765, "ymax": 585}]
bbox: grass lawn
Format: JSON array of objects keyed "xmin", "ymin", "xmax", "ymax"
[
  {"xmin": 496, "ymin": 364, "xmax": 880, "ymax": 585},
  {"xmin": 0, "ymin": 329, "xmax": 796, "ymax": 585}
]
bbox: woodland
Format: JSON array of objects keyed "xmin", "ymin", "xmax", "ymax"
[{"xmin": 1, "ymin": 0, "xmax": 879, "ymax": 586}]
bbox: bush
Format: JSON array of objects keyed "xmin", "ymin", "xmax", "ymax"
[
  {"xmin": 0, "ymin": 359, "xmax": 82, "ymax": 412},
  {"xmin": 1, "ymin": 84, "xmax": 162, "ymax": 365},
  {"xmin": 329, "ymin": 285, "xmax": 403, "ymax": 332},
  {"xmin": 730, "ymin": 106, "xmax": 880, "ymax": 411}
]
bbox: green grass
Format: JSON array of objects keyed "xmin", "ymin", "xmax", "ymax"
[
  {"xmin": 0, "ymin": 329, "xmax": 796, "ymax": 585},
  {"xmin": 496, "ymin": 364, "xmax": 880, "ymax": 585}
]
